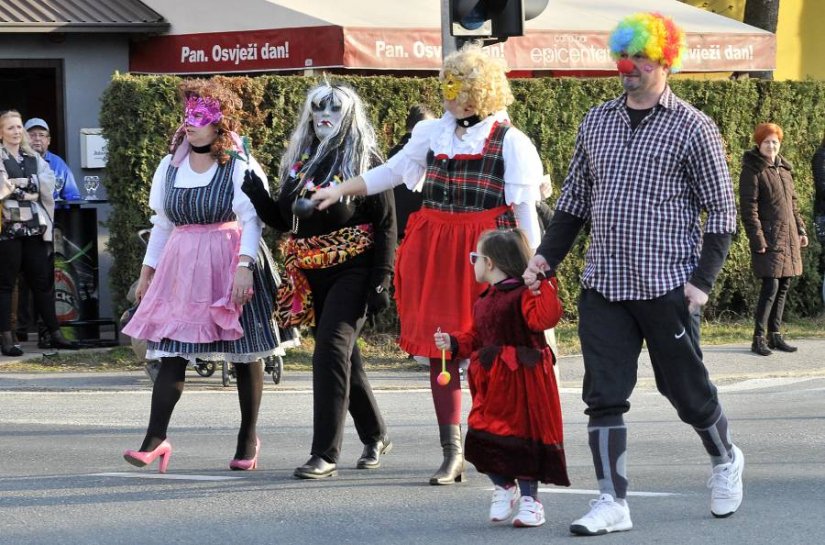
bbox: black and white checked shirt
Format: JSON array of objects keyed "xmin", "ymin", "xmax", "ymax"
[{"xmin": 555, "ymin": 86, "xmax": 737, "ymax": 301}]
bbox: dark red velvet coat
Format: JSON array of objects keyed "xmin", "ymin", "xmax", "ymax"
[{"xmin": 452, "ymin": 277, "xmax": 569, "ymax": 486}]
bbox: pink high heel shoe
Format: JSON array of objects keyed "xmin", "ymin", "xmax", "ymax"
[
  {"xmin": 229, "ymin": 437, "xmax": 260, "ymax": 471},
  {"xmin": 123, "ymin": 440, "xmax": 173, "ymax": 474}
]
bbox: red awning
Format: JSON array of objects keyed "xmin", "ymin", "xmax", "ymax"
[{"xmin": 131, "ymin": 0, "xmax": 775, "ymax": 74}]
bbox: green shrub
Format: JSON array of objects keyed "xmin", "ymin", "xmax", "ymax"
[{"xmin": 100, "ymin": 74, "xmax": 825, "ymax": 327}]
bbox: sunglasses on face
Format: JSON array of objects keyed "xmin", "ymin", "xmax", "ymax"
[
  {"xmin": 469, "ymin": 252, "xmax": 487, "ymax": 265},
  {"xmin": 310, "ymin": 96, "xmax": 343, "ymax": 113}
]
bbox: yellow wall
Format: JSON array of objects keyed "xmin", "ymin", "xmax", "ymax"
[{"xmin": 682, "ymin": 0, "xmax": 825, "ymax": 80}]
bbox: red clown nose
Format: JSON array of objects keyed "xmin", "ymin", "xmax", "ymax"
[{"xmin": 617, "ymin": 59, "xmax": 635, "ymax": 74}]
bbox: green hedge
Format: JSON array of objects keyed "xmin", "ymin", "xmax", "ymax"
[{"xmin": 100, "ymin": 74, "xmax": 825, "ymax": 325}]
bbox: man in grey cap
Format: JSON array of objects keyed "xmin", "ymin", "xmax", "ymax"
[{"xmin": 24, "ymin": 118, "xmax": 81, "ymax": 201}]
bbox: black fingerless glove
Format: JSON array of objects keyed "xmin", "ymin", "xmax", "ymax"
[
  {"xmin": 241, "ymin": 169, "xmax": 266, "ymax": 197},
  {"xmin": 367, "ymin": 288, "xmax": 391, "ymax": 317}
]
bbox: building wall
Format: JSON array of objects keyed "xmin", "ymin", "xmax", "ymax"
[
  {"xmin": 787, "ymin": 0, "xmax": 825, "ymax": 80},
  {"xmin": 683, "ymin": 0, "xmax": 825, "ymax": 81},
  {"xmin": 0, "ymin": 33, "xmax": 130, "ymax": 320}
]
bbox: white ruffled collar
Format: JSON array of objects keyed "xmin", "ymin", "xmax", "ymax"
[{"xmin": 431, "ymin": 110, "xmax": 510, "ymax": 155}]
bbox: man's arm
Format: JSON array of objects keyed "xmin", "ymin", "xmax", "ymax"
[
  {"xmin": 678, "ymin": 117, "xmax": 737, "ymax": 314},
  {"xmin": 50, "ymin": 153, "xmax": 82, "ymax": 200},
  {"xmin": 535, "ymin": 210, "xmax": 586, "ymax": 275},
  {"xmin": 684, "ymin": 119, "xmax": 737, "ymax": 239},
  {"xmin": 525, "ymin": 119, "xmax": 592, "ymax": 288},
  {"xmin": 689, "ymin": 232, "xmax": 732, "ymax": 294}
]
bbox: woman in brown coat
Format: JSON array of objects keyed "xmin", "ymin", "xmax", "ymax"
[{"xmin": 739, "ymin": 123, "xmax": 809, "ymax": 356}]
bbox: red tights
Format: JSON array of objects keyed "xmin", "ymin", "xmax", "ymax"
[{"xmin": 429, "ymin": 358, "xmax": 462, "ymax": 425}]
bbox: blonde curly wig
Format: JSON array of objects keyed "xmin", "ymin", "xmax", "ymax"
[{"xmin": 440, "ymin": 44, "xmax": 513, "ymax": 117}]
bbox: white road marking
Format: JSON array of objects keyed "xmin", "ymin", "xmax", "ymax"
[
  {"xmin": 537, "ymin": 487, "xmax": 681, "ymax": 497},
  {"xmin": 91, "ymin": 472, "xmax": 243, "ymax": 481},
  {"xmin": 717, "ymin": 377, "xmax": 815, "ymax": 392}
]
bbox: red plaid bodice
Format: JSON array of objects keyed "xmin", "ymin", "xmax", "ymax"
[{"xmin": 422, "ymin": 122, "xmax": 515, "ymax": 227}]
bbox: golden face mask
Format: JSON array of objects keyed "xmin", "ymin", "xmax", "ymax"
[{"xmin": 441, "ymin": 73, "xmax": 462, "ymax": 101}]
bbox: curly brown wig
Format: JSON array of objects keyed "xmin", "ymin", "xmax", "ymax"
[{"xmin": 171, "ymin": 78, "xmax": 243, "ymax": 165}]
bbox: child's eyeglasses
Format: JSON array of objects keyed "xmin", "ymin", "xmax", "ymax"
[{"xmin": 469, "ymin": 252, "xmax": 487, "ymax": 265}]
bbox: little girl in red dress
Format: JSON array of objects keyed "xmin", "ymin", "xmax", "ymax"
[{"xmin": 434, "ymin": 229, "xmax": 569, "ymax": 528}]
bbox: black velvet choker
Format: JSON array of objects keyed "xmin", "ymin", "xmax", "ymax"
[
  {"xmin": 191, "ymin": 143, "xmax": 212, "ymax": 154},
  {"xmin": 456, "ymin": 114, "xmax": 482, "ymax": 128}
]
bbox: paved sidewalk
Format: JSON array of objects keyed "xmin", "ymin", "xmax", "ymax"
[{"xmin": 1, "ymin": 339, "xmax": 822, "ymax": 392}]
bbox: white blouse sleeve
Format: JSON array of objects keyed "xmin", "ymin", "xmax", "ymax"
[
  {"xmin": 362, "ymin": 118, "xmax": 438, "ymax": 194},
  {"xmin": 503, "ymin": 128, "xmax": 543, "ymax": 249},
  {"xmin": 513, "ymin": 201, "xmax": 541, "ymax": 250},
  {"xmin": 232, "ymin": 156, "xmax": 266, "ymax": 259},
  {"xmin": 143, "ymin": 155, "xmax": 174, "ymax": 268},
  {"xmin": 502, "ymin": 128, "xmax": 543, "ymax": 206}
]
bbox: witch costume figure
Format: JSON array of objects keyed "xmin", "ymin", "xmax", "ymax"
[
  {"xmin": 241, "ymin": 83, "xmax": 396, "ymax": 479},
  {"xmin": 313, "ymin": 44, "xmax": 544, "ymax": 485},
  {"xmin": 122, "ymin": 78, "xmax": 282, "ymax": 473}
]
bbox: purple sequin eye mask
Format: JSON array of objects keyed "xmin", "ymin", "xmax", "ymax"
[{"xmin": 184, "ymin": 96, "xmax": 222, "ymax": 127}]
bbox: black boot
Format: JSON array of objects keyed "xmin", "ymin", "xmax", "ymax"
[
  {"xmin": 429, "ymin": 424, "xmax": 465, "ymax": 485},
  {"xmin": 751, "ymin": 335, "xmax": 772, "ymax": 356},
  {"xmin": 1, "ymin": 331, "xmax": 23, "ymax": 357},
  {"xmin": 768, "ymin": 332, "xmax": 797, "ymax": 353},
  {"xmin": 49, "ymin": 329, "xmax": 79, "ymax": 350}
]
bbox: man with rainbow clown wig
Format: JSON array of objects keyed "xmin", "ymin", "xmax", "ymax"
[{"xmin": 525, "ymin": 12, "xmax": 743, "ymax": 536}]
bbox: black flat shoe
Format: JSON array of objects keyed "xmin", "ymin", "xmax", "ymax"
[
  {"xmin": 356, "ymin": 436, "xmax": 393, "ymax": 469},
  {"xmin": 1, "ymin": 331, "xmax": 23, "ymax": 357},
  {"xmin": 294, "ymin": 455, "xmax": 337, "ymax": 479},
  {"xmin": 1, "ymin": 345, "xmax": 23, "ymax": 357}
]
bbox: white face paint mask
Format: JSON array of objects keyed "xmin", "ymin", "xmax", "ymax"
[{"xmin": 311, "ymin": 93, "xmax": 344, "ymax": 141}]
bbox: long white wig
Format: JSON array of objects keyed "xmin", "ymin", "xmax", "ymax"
[{"xmin": 278, "ymin": 83, "xmax": 382, "ymax": 194}]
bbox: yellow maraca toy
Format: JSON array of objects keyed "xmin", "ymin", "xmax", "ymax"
[{"xmin": 436, "ymin": 327, "xmax": 451, "ymax": 386}]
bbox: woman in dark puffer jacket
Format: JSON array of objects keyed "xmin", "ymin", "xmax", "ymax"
[{"xmin": 739, "ymin": 122, "xmax": 809, "ymax": 356}]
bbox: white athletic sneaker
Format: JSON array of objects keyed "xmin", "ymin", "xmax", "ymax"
[
  {"xmin": 569, "ymin": 494, "xmax": 633, "ymax": 536},
  {"xmin": 708, "ymin": 444, "xmax": 744, "ymax": 518},
  {"xmin": 512, "ymin": 496, "xmax": 545, "ymax": 527},
  {"xmin": 489, "ymin": 485, "xmax": 520, "ymax": 522}
]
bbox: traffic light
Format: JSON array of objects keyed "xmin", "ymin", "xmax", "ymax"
[{"xmin": 450, "ymin": 0, "xmax": 549, "ymax": 39}]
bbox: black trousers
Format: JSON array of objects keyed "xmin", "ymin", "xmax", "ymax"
[
  {"xmin": 0, "ymin": 236, "xmax": 59, "ymax": 332},
  {"xmin": 578, "ymin": 287, "xmax": 721, "ymax": 429},
  {"xmin": 304, "ymin": 264, "xmax": 386, "ymax": 463},
  {"xmin": 753, "ymin": 276, "xmax": 792, "ymax": 336},
  {"xmin": 16, "ymin": 250, "xmax": 54, "ymax": 336}
]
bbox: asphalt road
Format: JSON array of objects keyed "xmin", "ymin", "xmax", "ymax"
[{"xmin": 1, "ymin": 341, "xmax": 824, "ymax": 545}]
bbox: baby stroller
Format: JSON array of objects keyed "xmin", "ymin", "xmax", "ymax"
[{"xmin": 123, "ymin": 229, "xmax": 294, "ymax": 386}]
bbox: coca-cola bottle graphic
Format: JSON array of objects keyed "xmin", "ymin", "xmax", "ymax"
[{"xmin": 52, "ymin": 225, "xmax": 81, "ymax": 339}]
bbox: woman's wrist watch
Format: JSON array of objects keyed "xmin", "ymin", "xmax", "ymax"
[{"xmin": 237, "ymin": 260, "xmax": 255, "ymax": 270}]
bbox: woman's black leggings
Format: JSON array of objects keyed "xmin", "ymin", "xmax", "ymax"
[
  {"xmin": 0, "ymin": 236, "xmax": 59, "ymax": 331},
  {"xmin": 304, "ymin": 265, "xmax": 387, "ymax": 463},
  {"xmin": 754, "ymin": 276, "xmax": 792, "ymax": 336}
]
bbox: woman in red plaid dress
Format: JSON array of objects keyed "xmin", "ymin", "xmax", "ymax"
[{"xmin": 313, "ymin": 44, "xmax": 545, "ymax": 484}]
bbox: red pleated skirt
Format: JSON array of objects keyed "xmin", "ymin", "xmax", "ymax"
[{"xmin": 394, "ymin": 206, "xmax": 509, "ymax": 359}]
